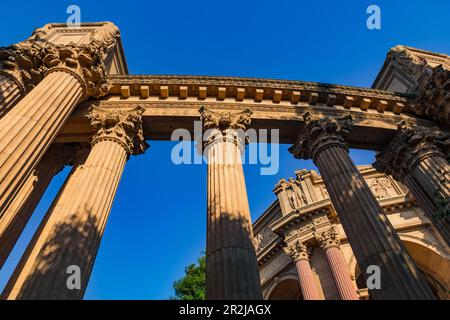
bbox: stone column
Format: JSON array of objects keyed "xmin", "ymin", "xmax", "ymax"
[
  {"xmin": 0, "ymin": 36, "xmax": 115, "ymax": 223},
  {"xmin": 315, "ymin": 227, "xmax": 359, "ymax": 300},
  {"xmin": 284, "ymin": 241, "xmax": 321, "ymax": 300},
  {"xmin": 1, "ymin": 107, "xmax": 148, "ymax": 300},
  {"xmin": 0, "ymin": 143, "xmax": 84, "ymax": 268},
  {"xmin": 411, "ymin": 65, "xmax": 450, "ymax": 126},
  {"xmin": 374, "ymin": 122, "xmax": 450, "ymax": 247},
  {"xmin": 0, "ymin": 40, "xmax": 43, "ymax": 116},
  {"xmin": 289, "ymin": 112, "xmax": 435, "ymax": 300},
  {"xmin": 200, "ymin": 106, "xmax": 262, "ymax": 300}
]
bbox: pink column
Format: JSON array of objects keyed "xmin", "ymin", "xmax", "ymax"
[
  {"xmin": 317, "ymin": 228, "xmax": 359, "ymax": 300},
  {"xmin": 285, "ymin": 241, "xmax": 321, "ymax": 300}
]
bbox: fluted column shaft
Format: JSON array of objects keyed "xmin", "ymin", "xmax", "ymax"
[
  {"xmin": 0, "ymin": 71, "xmax": 84, "ymax": 220},
  {"xmin": 201, "ymin": 107, "xmax": 261, "ymax": 300},
  {"xmin": 0, "ymin": 144, "xmax": 75, "ymax": 268},
  {"xmin": 323, "ymin": 246, "xmax": 358, "ymax": 300},
  {"xmin": 295, "ymin": 259, "xmax": 321, "ymax": 300},
  {"xmin": 374, "ymin": 122, "xmax": 450, "ymax": 247},
  {"xmin": 316, "ymin": 147, "xmax": 433, "ymax": 299},
  {"xmin": 285, "ymin": 241, "xmax": 321, "ymax": 300},
  {"xmin": 290, "ymin": 114, "xmax": 434, "ymax": 300},
  {"xmin": 0, "ymin": 74, "xmax": 24, "ymax": 117},
  {"xmin": 205, "ymin": 131, "xmax": 261, "ymax": 299},
  {"xmin": 2, "ymin": 107, "xmax": 147, "ymax": 300},
  {"xmin": 412, "ymin": 155, "xmax": 449, "ymax": 204},
  {"xmin": 2, "ymin": 140, "xmax": 126, "ymax": 299},
  {"xmin": 403, "ymin": 174, "xmax": 450, "ymax": 246},
  {"xmin": 316, "ymin": 228, "xmax": 358, "ymax": 300}
]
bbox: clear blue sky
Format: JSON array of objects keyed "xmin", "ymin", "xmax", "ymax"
[{"xmin": 0, "ymin": 0, "xmax": 448, "ymax": 299}]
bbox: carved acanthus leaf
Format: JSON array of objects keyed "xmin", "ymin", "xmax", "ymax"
[
  {"xmin": 289, "ymin": 112, "xmax": 353, "ymax": 161},
  {"xmin": 199, "ymin": 106, "xmax": 253, "ymax": 132},
  {"xmin": 284, "ymin": 240, "xmax": 310, "ymax": 261},
  {"xmin": 411, "ymin": 65, "xmax": 450, "ymax": 125},
  {"xmin": 315, "ymin": 226, "xmax": 340, "ymax": 250},
  {"xmin": 88, "ymin": 106, "xmax": 149, "ymax": 157},
  {"xmin": 373, "ymin": 121, "xmax": 449, "ymax": 180},
  {"xmin": 0, "ymin": 23, "xmax": 120, "ymax": 98}
]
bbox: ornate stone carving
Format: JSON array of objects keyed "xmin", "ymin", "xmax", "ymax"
[
  {"xmin": 274, "ymin": 177, "xmax": 307, "ymax": 211},
  {"xmin": 374, "ymin": 121, "xmax": 449, "ymax": 180},
  {"xmin": 199, "ymin": 106, "xmax": 253, "ymax": 150},
  {"xmin": 253, "ymin": 226, "xmax": 276, "ymax": 253},
  {"xmin": 88, "ymin": 106, "xmax": 149, "ymax": 157},
  {"xmin": 284, "ymin": 240, "xmax": 310, "ymax": 261},
  {"xmin": 388, "ymin": 45, "xmax": 428, "ymax": 77},
  {"xmin": 44, "ymin": 143, "xmax": 90, "ymax": 175},
  {"xmin": 315, "ymin": 227, "xmax": 340, "ymax": 250},
  {"xmin": 0, "ymin": 23, "xmax": 120, "ymax": 97},
  {"xmin": 41, "ymin": 43, "xmax": 111, "ymax": 98},
  {"xmin": 411, "ymin": 65, "xmax": 450, "ymax": 124},
  {"xmin": 368, "ymin": 177, "xmax": 397, "ymax": 199},
  {"xmin": 199, "ymin": 106, "xmax": 252, "ymax": 132},
  {"xmin": 0, "ymin": 41, "xmax": 48, "ymax": 93},
  {"xmin": 289, "ymin": 112, "xmax": 353, "ymax": 161}
]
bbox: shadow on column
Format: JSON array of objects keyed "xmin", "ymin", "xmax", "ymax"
[
  {"xmin": 3, "ymin": 208, "xmax": 101, "ymax": 300},
  {"xmin": 207, "ymin": 214, "xmax": 262, "ymax": 300}
]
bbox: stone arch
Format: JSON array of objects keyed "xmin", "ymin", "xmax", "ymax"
[
  {"xmin": 351, "ymin": 236, "xmax": 450, "ymax": 299},
  {"xmin": 400, "ymin": 236, "xmax": 450, "ymax": 299},
  {"xmin": 264, "ymin": 273, "xmax": 302, "ymax": 300}
]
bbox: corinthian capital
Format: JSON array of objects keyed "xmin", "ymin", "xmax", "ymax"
[
  {"xmin": 373, "ymin": 121, "xmax": 449, "ymax": 180},
  {"xmin": 411, "ymin": 65, "xmax": 450, "ymax": 125},
  {"xmin": 199, "ymin": 106, "xmax": 253, "ymax": 150},
  {"xmin": 199, "ymin": 106, "xmax": 253, "ymax": 132},
  {"xmin": 0, "ymin": 41, "xmax": 48, "ymax": 93},
  {"xmin": 289, "ymin": 112, "xmax": 353, "ymax": 161},
  {"xmin": 88, "ymin": 106, "xmax": 149, "ymax": 157},
  {"xmin": 284, "ymin": 240, "xmax": 310, "ymax": 262},
  {"xmin": 0, "ymin": 23, "xmax": 120, "ymax": 98},
  {"xmin": 42, "ymin": 43, "xmax": 112, "ymax": 98},
  {"xmin": 315, "ymin": 227, "xmax": 340, "ymax": 250}
]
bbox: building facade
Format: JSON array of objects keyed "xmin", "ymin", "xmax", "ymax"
[
  {"xmin": 254, "ymin": 166, "xmax": 449, "ymax": 300},
  {"xmin": 0, "ymin": 22, "xmax": 448, "ymax": 300}
]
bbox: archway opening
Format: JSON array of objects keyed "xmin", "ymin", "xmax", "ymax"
[{"xmin": 267, "ymin": 279, "xmax": 302, "ymax": 300}]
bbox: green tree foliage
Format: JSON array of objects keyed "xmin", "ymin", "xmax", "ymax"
[{"xmin": 172, "ymin": 254, "xmax": 206, "ymax": 300}]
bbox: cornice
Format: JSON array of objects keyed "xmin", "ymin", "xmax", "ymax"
[{"xmin": 106, "ymin": 74, "xmax": 414, "ymax": 106}]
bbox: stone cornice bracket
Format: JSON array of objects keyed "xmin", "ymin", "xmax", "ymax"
[
  {"xmin": 411, "ymin": 65, "xmax": 450, "ymax": 125},
  {"xmin": 314, "ymin": 226, "xmax": 340, "ymax": 250},
  {"xmin": 199, "ymin": 106, "xmax": 253, "ymax": 150},
  {"xmin": 373, "ymin": 120, "xmax": 449, "ymax": 180},
  {"xmin": 288, "ymin": 112, "xmax": 354, "ymax": 162},
  {"xmin": 284, "ymin": 240, "xmax": 310, "ymax": 262},
  {"xmin": 88, "ymin": 106, "xmax": 149, "ymax": 157}
]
